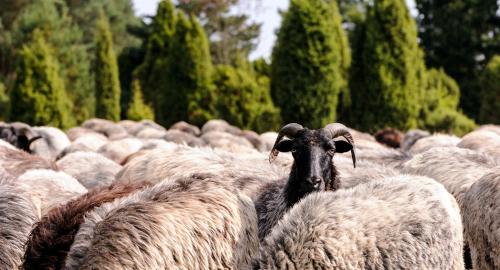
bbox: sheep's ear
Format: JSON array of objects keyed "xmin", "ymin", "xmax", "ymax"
[
  {"xmin": 275, "ymin": 139, "xmax": 294, "ymax": 152},
  {"xmin": 334, "ymin": 140, "xmax": 353, "ymax": 153}
]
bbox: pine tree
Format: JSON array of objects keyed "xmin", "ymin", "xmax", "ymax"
[
  {"xmin": 271, "ymin": 0, "xmax": 349, "ymax": 128},
  {"xmin": 94, "ymin": 12, "xmax": 121, "ymax": 121},
  {"xmin": 162, "ymin": 13, "xmax": 216, "ymax": 126},
  {"xmin": 134, "ymin": 0, "xmax": 177, "ymax": 121},
  {"xmin": 126, "ymin": 79, "xmax": 154, "ymax": 121},
  {"xmin": 349, "ymin": 0, "xmax": 423, "ymax": 131},
  {"xmin": 9, "ymin": 30, "xmax": 74, "ymax": 128},
  {"xmin": 479, "ymin": 55, "xmax": 500, "ymax": 124}
]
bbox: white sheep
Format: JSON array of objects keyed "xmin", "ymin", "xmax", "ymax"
[
  {"xmin": 462, "ymin": 170, "xmax": 500, "ymax": 270},
  {"xmin": 57, "ymin": 151, "xmax": 122, "ymax": 189},
  {"xmin": 259, "ymin": 175, "xmax": 464, "ymax": 270}
]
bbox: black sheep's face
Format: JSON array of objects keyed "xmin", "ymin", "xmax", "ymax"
[{"xmin": 275, "ymin": 129, "xmax": 353, "ymax": 193}]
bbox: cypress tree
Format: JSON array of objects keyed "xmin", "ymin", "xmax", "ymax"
[
  {"xmin": 479, "ymin": 55, "xmax": 500, "ymax": 124},
  {"xmin": 0, "ymin": 81, "xmax": 9, "ymax": 120},
  {"xmin": 162, "ymin": 13, "xmax": 215, "ymax": 126},
  {"xmin": 213, "ymin": 65, "xmax": 280, "ymax": 133},
  {"xmin": 271, "ymin": 0, "xmax": 348, "ymax": 128},
  {"xmin": 94, "ymin": 11, "xmax": 121, "ymax": 121},
  {"xmin": 349, "ymin": 0, "xmax": 423, "ymax": 131},
  {"xmin": 134, "ymin": 0, "xmax": 177, "ymax": 121},
  {"xmin": 9, "ymin": 30, "xmax": 74, "ymax": 128},
  {"xmin": 126, "ymin": 79, "xmax": 154, "ymax": 121},
  {"xmin": 420, "ymin": 68, "xmax": 476, "ymax": 135}
]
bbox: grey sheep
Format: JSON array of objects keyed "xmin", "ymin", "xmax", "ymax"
[
  {"xmin": 462, "ymin": 170, "xmax": 500, "ymax": 270},
  {"xmin": 81, "ymin": 118, "xmax": 129, "ymax": 140},
  {"xmin": 259, "ymin": 175, "xmax": 464, "ymax": 270},
  {"xmin": 169, "ymin": 121, "xmax": 201, "ymax": 136},
  {"xmin": 458, "ymin": 129, "xmax": 500, "ymax": 157},
  {"xmin": 64, "ymin": 177, "xmax": 258, "ymax": 270},
  {"xmin": 57, "ymin": 151, "xmax": 122, "ymax": 189},
  {"xmin": 97, "ymin": 138, "xmax": 143, "ymax": 164},
  {"xmin": 30, "ymin": 126, "xmax": 71, "ymax": 160},
  {"xmin": 201, "ymin": 119, "xmax": 242, "ymax": 135},
  {"xmin": 400, "ymin": 129, "xmax": 430, "ymax": 152},
  {"xmin": 0, "ymin": 182, "xmax": 39, "ymax": 270},
  {"xmin": 0, "ymin": 145, "xmax": 56, "ymax": 178}
]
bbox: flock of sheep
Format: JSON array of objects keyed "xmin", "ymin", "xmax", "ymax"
[{"xmin": 0, "ymin": 118, "xmax": 499, "ymax": 270}]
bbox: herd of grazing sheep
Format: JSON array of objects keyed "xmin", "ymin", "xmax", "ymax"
[{"xmin": 0, "ymin": 118, "xmax": 498, "ymax": 270}]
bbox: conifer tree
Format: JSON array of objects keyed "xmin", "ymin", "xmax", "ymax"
[
  {"xmin": 9, "ymin": 30, "xmax": 74, "ymax": 128},
  {"xmin": 479, "ymin": 55, "xmax": 500, "ymax": 124},
  {"xmin": 213, "ymin": 65, "xmax": 280, "ymax": 133},
  {"xmin": 162, "ymin": 13, "xmax": 215, "ymax": 126},
  {"xmin": 134, "ymin": 0, "xmax": 177, "ymax": 121},
  {"xmin": 94, "ymin": 12, "xmax": 121, "ymax": 121},
  {"xmin": 271, "ymin": 0, "xmax": 348, "ymax": 128},
  {"xmin": 349, "ymin": 0, "xmax": 423, "ymax": 131},
  {"xmin": 126, "ymin": 79, "xmax": 154, "ymax": 121}
]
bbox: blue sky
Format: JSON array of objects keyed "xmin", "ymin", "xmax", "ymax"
[{"xmin": 131, "ymin": 0, "xmax": 417, "ymax": 60}]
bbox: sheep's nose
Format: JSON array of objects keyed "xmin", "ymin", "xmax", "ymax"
[{"xmin": 308, "ymin": 176, "xmax": 322, "ymax": 189}]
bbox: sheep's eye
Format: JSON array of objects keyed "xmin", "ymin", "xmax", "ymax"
[
  {"xmin": 327, "ymin": 149, "xmax": 335, "ymax": 156},
  {"xmin": 291, "ymin": 148, "xmax": 297, "ymax": 153}
]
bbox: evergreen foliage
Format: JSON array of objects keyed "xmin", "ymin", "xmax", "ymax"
[
  {"xmin": 271, "ymin": 0, "xmax": 348, "ymax": 128},
  {"xmin": 213, "ymin": 65, "xmax": 280, "ymax": 133},
  {"xmin": 64, "ymin": 0, "xmax": 141, "ymax": 54},
  {"xmin": 479, "ymin": 55, "xmax": 500, "ymax": 124},
  {"xmin": 94, "ymin": 12, "xmax": 121, "ymax": 122},
  {"xmin": 420, "ymin": 68, "xmax": 476, "ymax": 135},
  {"xmin": 163, "ymin": 13, "xmax": 216, "ymax": 126},
  {"xmin": 0, "ymin": 81, "xmax": 9, "ymax": 120},
  {"xmin": 9, "ymin": 30, "xmax": 74, "ymax": 128},
  {"xmin": 134, "ymin": 0, "xmax": 177, "ymax": 121},
  {"xmin": 12, "ymin": 0, "xmax": 94, "ymax": 123},
  {"xmin": 348, "ymin": 0, "xmax": 423, "ymax": 131},
  {"xmin": 177, "ymin": 0, "xmax": 261, "ymax": 65},
  {"xmin": 126, "ymin": 79, "xmax": 154, "ymax": 121}
]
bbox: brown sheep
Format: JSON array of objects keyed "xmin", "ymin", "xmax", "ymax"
[{"xmin": 22, "ymin": 182, "xmax": 148, "ymax": 270}]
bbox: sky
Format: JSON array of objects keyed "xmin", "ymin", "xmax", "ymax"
[{"xmin": 131, "ymin": 0, "xmax": 417, "ymax": 60}]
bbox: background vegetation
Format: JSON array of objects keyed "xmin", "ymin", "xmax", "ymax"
[{"xmin": 0, "ymin": 0, "xmax": 498, "ymax": 133}]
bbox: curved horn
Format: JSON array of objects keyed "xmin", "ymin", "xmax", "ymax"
[
  {"xmin": 269, "ymin": 123, "xmax": 303, "ymax": 163},
  {"xmin": 323, "ymin": 123, "xmax": 356, "ymax": 168}
]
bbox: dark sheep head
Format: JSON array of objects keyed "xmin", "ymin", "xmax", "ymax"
[
  {"xmin": 0, "ymin": 124, "xmax": 42, "ymax": 153},
  {"xmin": 270, "ymin": 123, "xmax": 355, "ymax": 206}
]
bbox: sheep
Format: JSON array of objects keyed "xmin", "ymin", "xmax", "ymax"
[
  {"xmin": 0, "ymin": 145, "xmax": 56, "ymax": 178},
  {"xmin": 57, "ymin": 152, "xmax": 122, "ymax": 189},
  {"xmin": 64, "ymin": 177, "xmax": 258, "ymax": 270},
  {"xmin": 135, "ymin": 127, "xmax": 167, "ymax": 139},
  {"xmin": 22, "ymin": 182, "xmax": 148, "ymax": 270},
  {"xmin": 97, "ymin": 137, "xmax": 143, "ymax": 164},
  {"xmin": 0, "ymin": 122, "xmax": 42, "ymax": 153},
  {"xmin": 30, "ymin": 126, "xmax": 71, "ymax": 160},
  {"xmin": 401, "ymin": 147, "xmax": 499, "ymax": 207},
  {"xmin": 67, "ymin": 132, "xmax": 108, "ymax": 151},
  {"xmin": 259, "ymin": 132, "xmax": 278, "ymax": 152},
  {"xmin": 201, "ymin": 130, "xmax": 258, "ymax": 154},
  {"xmin": 139, "ymin": 139, "xmax": 177, "ymax": 151},
  {"xmin": 65, "ymin": 127, "xmax": 96, "ymax": 141},
  {"xmin": 477, "ymin": 124, "xmax": 500, "ymax": 135},
  {"xmin": 0, "ymin": 138, "xmax": 16, "ymax": 150},
  {"xmin": 115, "ymin": 146, "xmax": 288, "ymax": 200},
  {"xmin": 0, "ymin": 182, "xmax": 39, "ymax": 270},
  {"xmin": 462, "ymin": 170, "xmax": 500, "ymax": 270},
  {"xmin": 169, "ymin": 120, "xmax": 201, "ymax": 136},
  {"xmin": 374, "ymin": 127, "xmax": 403, "ymax": 148},
  {"xmin": 258, "ymin": 175, "xmax": 464, "ymax": 270},
  {"xmin": 241, "ymin": 130, "xmax": 267, "ymax": 152},
  {"xmin": 81, "ymin": 118, "xmax": 129, "ymax": 140},
  {"xmin": 14, "ymin": 169, "xmax": 87, "ymax": 216},
  {"xmin": 408, "ymin": 133, "xmax": 460, "ymax": 154},
  {"xmin": 255, "ymin": 123, "xmax": 356, "ymax": 240},
  {"xmin": 163, "ymin": 129, "xmax": 206, "ymax": 147},
  {"xmin": 458, "ymin": 129, "xmax": 500, "ymax": 157},
  {"xmin": 118, "ymin": 119, "xmax": 166, "ymax": 137},
  {"xmin": 351, "ymin": 146, "xmax": 410, "ymax": 169},
  {"xmin": 201, "ymin": 119, "xmax": 242, "ymax": 135},
  {"xmin": 400, "ymin": 129, "xmax": 430, "ymax": 152}
]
